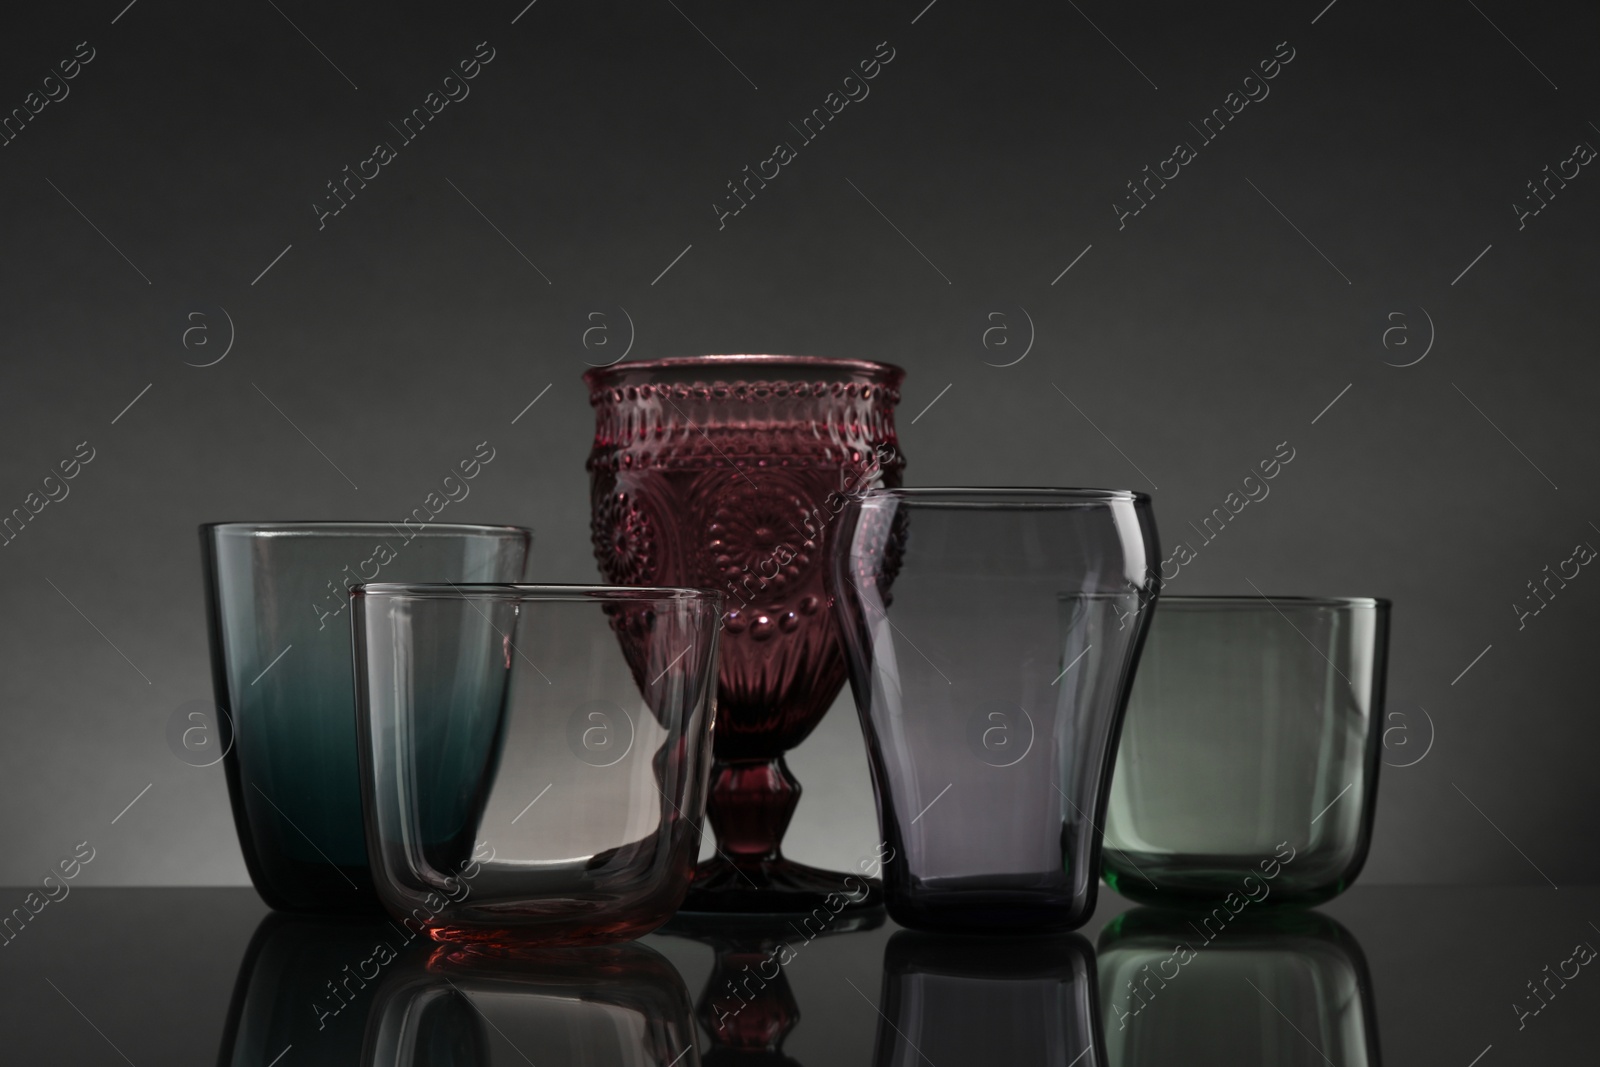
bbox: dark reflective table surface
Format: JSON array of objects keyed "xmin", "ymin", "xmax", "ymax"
[{"xmin": 1, "ymin": 886, "xmax": 1593, "ymax": 1064}]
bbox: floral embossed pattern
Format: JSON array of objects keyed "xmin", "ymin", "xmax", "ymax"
[
  {"xmin": 583, "ymin": 356, "xmax": 904, "ymax": 913},
  {"xmin": 591, "ymin": 488, "xmax": 660, "ymax": 587}
]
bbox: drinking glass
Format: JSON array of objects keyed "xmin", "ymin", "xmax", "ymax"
[
  {"xmin": 585, "ymin": 355, "xmax": 904, "ymax": 914},
  {"xmin": 834, "ymin": 488, "xmax": 1160, "ymax": 932},
  {"xmin": 1102, "ymin": 596, "xmax": 1389, "ymax": 907},
  {"xmin": 352, "ymin": 584, "xmax": 720, "ymax": 947},
  {"xmin": 202, "ymin": 522, "xmax": 530, "ymax": 912},
  {"xmin": 1098, "ymin": 908, "xmax": 1381, "ymax": 1066}
]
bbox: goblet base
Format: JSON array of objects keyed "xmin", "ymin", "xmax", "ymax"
[{"xmin": 679, "ymin": 856, "xmax": 883, "ymax": 916}]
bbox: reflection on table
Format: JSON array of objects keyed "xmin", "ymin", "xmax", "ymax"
[
  {"xmin": 365, "ymin": 943, "xmax": 698, "ymax": 1066},
  {"xmin": 872, "ymin": 930, "xmax": 1104, "ymax": 1066},
  {"xmin": 658, "ymin": 907, "xmax": 885, "ymax": 1067},
  {"xmin": 216, "ymin": 912, "xmax": 698, "ymax": 1066},
  {"xmin": 217, "ymin": 913, "xmax": 419, "ymax": 1067},
  {"xmin": 1097, "ymin": 908, "xmax": 1381, "ymax": 1067}
]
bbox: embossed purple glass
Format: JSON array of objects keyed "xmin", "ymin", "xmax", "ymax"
[{"xmin": 585, "ymin": 355, "xmax": 903, "ymax": 914}]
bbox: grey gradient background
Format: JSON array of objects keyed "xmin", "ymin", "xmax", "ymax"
[{"xmin": 0, "ymin": 0, "xmax": 1595, "ymax": 890}]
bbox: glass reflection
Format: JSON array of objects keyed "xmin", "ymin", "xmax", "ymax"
[
  {"xmin": 1097, "ymin": 909, "xmax": 1381, "ymax": 1067},
  {"xmin": 872, "ymin": 930, "xmax": 1104, "ymax": 1066},
  {"xmin": 363, "ymin": 942, "xmax": 698, "ymax": 1066},
  {"xmin": 217, "ymin": 913, "xmax": 427, "ymax": 1066},
  {"xmin": 658, "ymin": 909, "xmax": 884, "ymax": 1066}
]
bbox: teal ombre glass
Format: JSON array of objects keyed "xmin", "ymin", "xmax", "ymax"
[
  {"xmin": 1102, "ymin": 596, "xmax": 1389, "ymax": 907},
  {"xmin": 202, "ymin": 522, "xmax": 530, "ymax": 912}
]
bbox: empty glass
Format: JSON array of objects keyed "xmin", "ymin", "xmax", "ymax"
[
  {"xmin": 1102, "ymin": 596, "xmax": 1390, "ymax": 907},
  {"xmin": 202, "ymin": 522, "xmax": 530, "ymax": 912},
  {"xmin": 352, "ymin": 585, "xmax": 720, "ymax": 947},
  {"xmin": 834, "ymin": 488, "xmax": 1160, "ymax": 932}
]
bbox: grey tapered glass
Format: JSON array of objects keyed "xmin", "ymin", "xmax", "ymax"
[
  {"xmin": 202, "ymin": 522, "xmax": 531, "ymax": 912},
  {"xmin": 1102, "ymin": 596, "xmax": 1390, "ymax": 907},
  {"xmin": 835, "ymin": 488, "xmax": 1161, "ymax": 932}
]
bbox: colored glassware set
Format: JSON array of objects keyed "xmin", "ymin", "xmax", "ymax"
[{"xmin": 202, "ymin": 355, "xmax": 1390, "ymax": 948}]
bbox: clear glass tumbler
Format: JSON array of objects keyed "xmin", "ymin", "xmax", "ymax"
[
  {"xmin": 202, "ymin": 522, "xmax": 531, "ymax": 912},
  {"xmin": 1102, "ymin": 596, "xmax": 1390, "ymax": 907},
  {"xmin": 352, "ymin": 585, "xmax": 720, "ymax": 948},
  {"xmin": 834, "ymin": 488, "xmax": 1160, "ymax": 932}
]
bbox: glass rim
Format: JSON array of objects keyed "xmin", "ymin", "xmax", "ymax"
[
  {"xmin": 854, "ymin": 486, "xmax": 1150, "ymax": 506},
  {"xmin": 1157, "ymin": 594, "xmax": 1390, "ymax": 609},
  {"xmin": 352, "ymin": 582, "xmax": 722, "ymax": 604},
  {"xmin": 202, "ymin": 521, "xmax": 531, "ymax": 538},
  {"xmin": 584, "ymin": 354, "xmax": 904, "ymax": 384}
]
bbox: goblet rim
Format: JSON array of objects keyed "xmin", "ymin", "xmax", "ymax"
[
  {"xmin": 1153, "ymin": 594, "xmax": 1391, "ymax": 609},
  {"xmin": 583, "ymin": 353, "xmax": 904, "ymax": 384},
  {"xmin": 853, "ymin": 486, "xmax": 1151, "ymax": 507},
  {"xmin": 352, "ymin": 581, "xmax": 722, "ymax": 605},
  {"xmin": 202, "ymin": 521, "xmax": 531, "ymax": 539}
]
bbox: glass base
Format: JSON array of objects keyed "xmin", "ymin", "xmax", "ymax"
[{"xmin": 679, "ymin": 856, "xmax": 884, "ymax": 915}]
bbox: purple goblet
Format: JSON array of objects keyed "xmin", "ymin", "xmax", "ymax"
[{"xmin": 585, "ymin": 355, "xmax": 904, "ymax": 913}]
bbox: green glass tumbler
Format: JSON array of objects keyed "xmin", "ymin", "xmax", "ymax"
[
  {"xmin": 202, "ymin": 522, "xmax": 531, "ymax": 912},
  {"xmin": 1102, "ymin": 596, "xmax": 1389, "ymax": 907}
]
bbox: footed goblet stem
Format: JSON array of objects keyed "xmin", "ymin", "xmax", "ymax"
[{"xmin": 708, "ymin": 757, "xmax": 800, "ymax": 863}]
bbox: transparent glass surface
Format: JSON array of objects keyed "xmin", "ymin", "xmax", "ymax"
[
  {"xmin": 1098, "ymin": 908, "xmax": 1380, "ymax": 1067},
  {"xmin": 353, "ymin": 585, "xmax": 720, "ymax": 947},
  {"xmin": 201, "ymin": 522, "xmax": 531, "ymax": 913},
  {"xmin": 362, "ymin": 943, "xmax": 697, "ymax": 1067},
  {"xmin": 834, "ymin": 488, "xmax": 1161, "ymax": 932},
  {"xmin": 1103, "ymin": 597, "xmax": 1390, "ymax": 906},
  {"xmin": 874, "ymin": 931, "xmax": 1105, "ymax": 1067}
]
